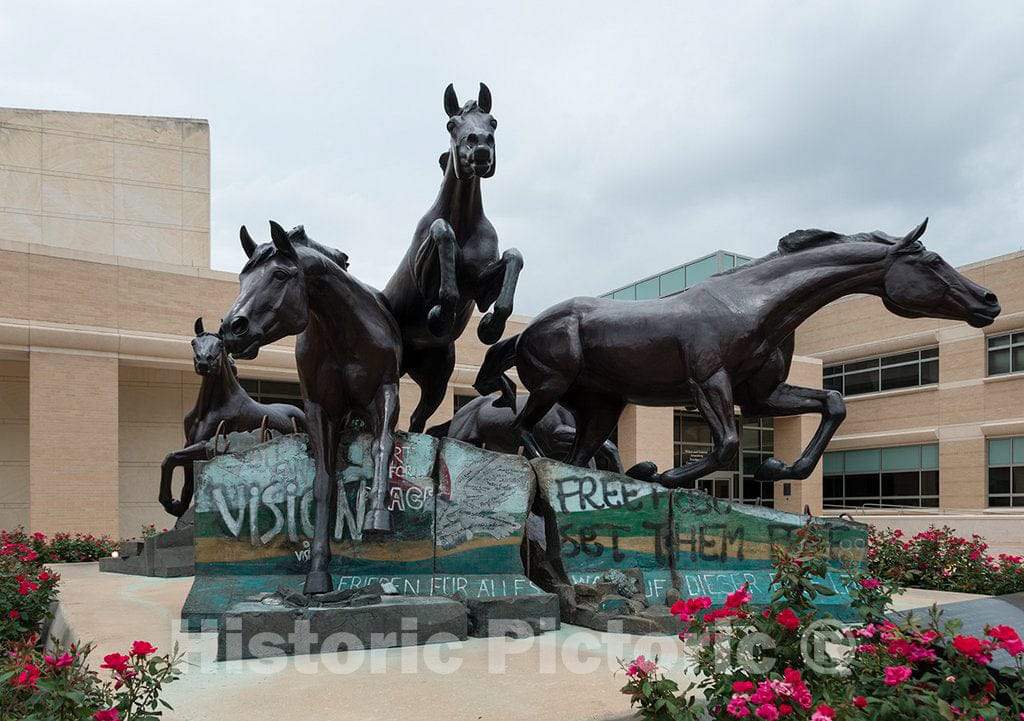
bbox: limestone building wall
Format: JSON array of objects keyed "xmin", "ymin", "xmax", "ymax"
[
  {"xmin": 0, "ymin": 108, "xmax": 209, "ymax": 267},
  {"xmin": 0, "ymin": 360, "xmax": 29, "ymax": 530}
]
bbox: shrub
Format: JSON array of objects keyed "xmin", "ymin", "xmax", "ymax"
[
  {"xmin": 0, "ymin": 528, "xmax": 118, "ymax": 565},
  {"xmin": 1, "ymin": 538, "xmax": 61, "ymax": 647},
  {"xmin": 0, "ymin": 636, "xmax": 183, "ymax": 721},
  {"xmin": 619, "ymin": 521, "xmax": 1024, "ymax": 720},
  {"xmin": 869, "ymin": 526, "xmax": 1024, "ymax": 595}
]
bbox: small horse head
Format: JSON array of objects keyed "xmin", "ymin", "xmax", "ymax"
[
  {"xmin": 882, "ymin": 219, "xmax": 1000, "ymax": 328},
  {"xmin": 442, "ymin": 83, "xmax": 496, "ymax": 179},
  {"xmin": 190, "ymin": 317, "xmax": 228, "ymax": 375},
  {"xmin": 220, "ymin": 221, "xmax": 310, "ymax": 360}
]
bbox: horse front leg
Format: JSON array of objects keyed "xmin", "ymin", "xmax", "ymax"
[
  {"xmin": 424, "ymin": 219, "xmax": 460, "ymax": 337},
  {"xmin": 746, "ymin": 383, "xmax": 846, "ymax": 481},
  {"xmin": 304, "ymin": 402, "xmax": 340, "ymax": 595},
  {"xmin": 652, "ymin": 370, "xmax": 739, "ymax": 489},
  {"xmin": 158, "ymin": 442, "xmax": 209, "ymax": 517},
  {"xmin": 476, "ymin": 247, "xmax": 524, "ymax": 344},
  {"xmin": 363, "ymin": 382, "xmax": 399, "ymax": 533}
]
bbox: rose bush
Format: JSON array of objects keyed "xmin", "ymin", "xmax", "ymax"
[
  {"xmin": 1, "ymin": 528, "xmax": 118, "ymax": 565},
  {"xmin": 868, "ymin": 526, "xmax": 1024, "ymax": 595},
  {"xmin": 620, "ymin": 521, "xmax": 1024, "ymax": 720},
  {"xmin": 0, "ymin": 636, "xmax": 182, "ymax": 720},
  {"xmin": 1, "ymin": 536, "xmax": 61, "ymax": 647}
]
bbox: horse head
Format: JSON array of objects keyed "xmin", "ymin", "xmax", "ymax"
[
  {"xmin": 881, "ymin": 219, "xmax": 1000, "ymax": 328},
  {"xmin": 190, "ymin": 317, "xmax": 230, "ymax": 376},
  {"xmin": 441, "ymin": 82, "xmax": 496, "ymax": 179},
  {"xmin": 220, "ymin": 221, "xmax": 310, "ymax": 360}
]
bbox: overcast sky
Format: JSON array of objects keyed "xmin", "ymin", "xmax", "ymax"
[{"xmin": 2, "ymin": 2, "xmax": 1022, "ymax": 313}]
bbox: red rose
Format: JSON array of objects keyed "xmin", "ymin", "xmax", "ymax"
[
  {"xmin": 853, "ymin": 696, "xmax": 867, "ymax": 708},
  {"xmin": 130, "ymin": 640, "xmax": 157, "ymax": 657},
  {"xmin": 776, "ymin": 608, "xmax": 800, "ymax": 631}
]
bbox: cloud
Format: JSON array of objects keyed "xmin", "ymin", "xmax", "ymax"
[{"xmin": 2, "ymin": 0, "xmax": 1022, "ymax": 314}]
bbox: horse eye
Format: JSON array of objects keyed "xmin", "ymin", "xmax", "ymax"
[
  {"xmin": 272, "ymin": 269, "xmax": 289, "ymax": 281},
  {"xmin": 446, "ymin": 120, "xmax": 456, "ymax": 133},
  {"xmin": 490, "ymin": 118, "xmax": 497, "ymax": 129}
]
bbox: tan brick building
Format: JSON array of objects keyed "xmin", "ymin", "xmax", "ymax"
[
  {"xmin": 0, "ymin": 107, "xmax": 825, "ymax": 539},
  {"xmin": 795, "ymin": 251, "xmax": 1024, "ymax": 513}
]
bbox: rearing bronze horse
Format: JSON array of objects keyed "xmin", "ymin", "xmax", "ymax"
[
  {"xmin": 384, "ymin": 83, "xmax": 523, "ymax": 432},
  {"xmin": 475, "ymin": 220, "xmax": 1000, "ymax": 487}
]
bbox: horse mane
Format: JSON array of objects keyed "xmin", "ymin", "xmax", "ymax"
[
  {"xmin": 713, "ymin": 229, "xmax": 900, "ymax": 279},
  {"xmin": 241, "ymin": 226, "xmax": 351, "ymax": 273},
  {"xmin": 288, "ymin": 226, "xmax": 350, "ymax": 270}
]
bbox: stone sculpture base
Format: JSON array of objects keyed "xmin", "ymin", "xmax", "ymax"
[
  {"xmin": 99, "ymin": 526, "xmax": 194, "ymax": 578},
  {"xmin": 217, "ymin": 596, "xmax": 468, "ymax": 661},
  {"xmin": 464, "ymin": 593, "xmax": 560, "ymax": 638}
]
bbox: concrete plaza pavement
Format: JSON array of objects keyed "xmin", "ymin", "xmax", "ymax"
[{"xmin": 48, "ymin": 563, "xmax": 988, "ymax": 721}]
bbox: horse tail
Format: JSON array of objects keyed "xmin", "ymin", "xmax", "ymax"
[
  {"xmin": 474, "ymin": 334, "xmax": 519, "ymax": 408},
  {"xmin": 425, "ymin": 419, "xmax": 451, "ymax": 438}
]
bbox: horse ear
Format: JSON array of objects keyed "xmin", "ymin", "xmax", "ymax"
[
  {"xmin": 444, "ymin": 83, "xmax": 460, "ymax": 117},
  {"xmin": 895, "ymin": 217, "xmax": 928, "ymax": 253},
  {"xmin": 438, "ymin": 151, "xmax": 450, "ymax": 173},
  {"xmin": 478, "ymin": 83, "xmax": 492, "ymax": 113},
  {"xmin": 269, "ymin": 220, "xmax": 297, "ymax": 260},
  {"xmin": 194, "ymin": 317, "xmax": 204, "ymax": 336},
  {"xmin": 239, "ymin": 225, "xmax": 257, "ymax": 258}
]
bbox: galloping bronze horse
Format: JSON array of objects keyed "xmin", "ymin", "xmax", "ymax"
[
  {"xmin": 476, "ymin": 220, "xmax": 1000, "ymax": 487},
  {"xmin": 384, "ymin": 83, "xmax": 523, "ymax": 432},
  {"xmin": 220, "ymin": 222, "xmax": 402, "ymax": 595},
  {"xmin": 158, "ymin": 318, "xmax": 306, "ymax": 517},
  {"xmin": 426, "ymin": 393, "xmax": 625, "ymax": 473}
]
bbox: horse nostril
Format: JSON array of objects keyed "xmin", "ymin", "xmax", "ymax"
[
  {"xmin": 985, "ymin": 292, "xmax": 999, "ymax": 305},
  {"xmin": 485, "ymin": 133, "xmax": 494, "ymax": 146},
  {"xmin": 230, "ymin": 316, "xmax": 249, "ymax": 336},
  {"xmin": 467, "ymin": 133, "xmax": 478, "ymax": 146}
]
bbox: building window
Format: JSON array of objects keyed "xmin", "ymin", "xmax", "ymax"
[
  {"xmin": 987, "ymin": 437, "xmax": 1024, "ymax": 507},
  {"xmin": 239, "ymin": 378, "xmax": 303, "ymax": 408},
  {"xmin": 823, "ymin": 347, "xmax": 938, "ymax": 396},
  {"xmin": 987, "ymin": 333, "xmax": 1024, "ymax": 376},
  {"xmin": 672, "ymin": 410, "xmax": 773, "ymax": 506},
  {"xmin": 742, "ymin": 417, "xmax": 774, "ymax": 508},
  {"xmin": 822, "ymin": 443, "xmax": 939, "ymax": 509},
  {"xmin": 453, "ymin": 393, "xmax": 476, "ymax": 414}
]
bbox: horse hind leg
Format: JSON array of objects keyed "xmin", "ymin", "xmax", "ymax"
[
  {"xmin": 564, "ymin": 396, "xmax": 625, "ymax": 470},
  {"xmin": 407, "ymin": 345, "xmax": 455, "ymax": 433}
]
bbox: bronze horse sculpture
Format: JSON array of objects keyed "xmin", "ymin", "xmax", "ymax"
[
  {"xmin": 158, "ymin": 318, "xmax": 306, "ymax": 517},
  {"xmin": 384, "ymin": 82, "xmax": 523, "ymax": 432},
  {"xmin": 426, "ymin": 393, "xmax": 625, "ymax": 472},
  {"xmin": 220, "ymin": 222, "xmax": 402, "ymax": 595},
  {"xmin": 476, "ymin": 220, "xmax": 1000, "ymax": 487}
]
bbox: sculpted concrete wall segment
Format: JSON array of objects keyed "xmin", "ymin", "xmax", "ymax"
[
  {"xmin": 475, "ymin": 221, "xmax": 1001, "ymax": 491},
  {"xmin": 531, "ymin": 459, "xmax": 866, "ymax": 614},
  {"xmin": 181, "ymin": 431, "xmax": 866, "ymax": 629},
  {"xmin": 182, "ymin": 432, "xmax": 540, "ymax": 629}
]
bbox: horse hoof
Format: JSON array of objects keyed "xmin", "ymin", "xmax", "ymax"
[
  {"xmin": 303, "ymin": 571, "xmax": 334, "ymax": 596},
  {"xmin": 754, "ymin": 457, "xmax": 788, "ymax": 481},
  {"xmin": 427, "ymin": 305, "xmax": 453, "ymax": 337},
  {"xmin": 162, "ymin": 499, "xmax": 187, "ymax": 517},
  {"xmin": 477, "ymin": 312, "xmax": 504, "ymax": 344},
  {"xmin": 625, "ymin": 461, "xmax": 659, "ymax": 481},
  {"xmin": 362, "ymin": 508, "xmax": 392, "ymax": 534}
]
